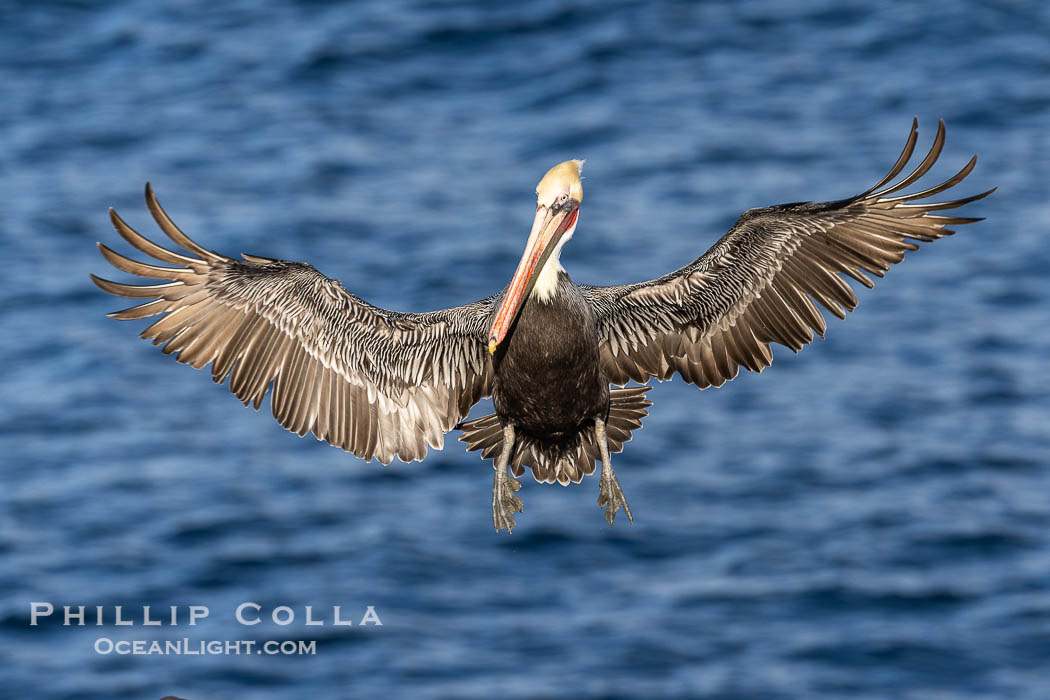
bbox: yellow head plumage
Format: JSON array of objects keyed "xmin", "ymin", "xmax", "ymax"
[{"xmin": 535, "ymin": 159, "xmax": 584, "ymax": 207}]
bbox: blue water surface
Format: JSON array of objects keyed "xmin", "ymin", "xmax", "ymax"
[{"xmin": 2, "ymin": 1, "xmax": 1048, "ymax": 698}]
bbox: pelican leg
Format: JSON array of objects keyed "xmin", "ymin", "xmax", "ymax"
[
  {"xmin": 595, "ymin": 417, "xmax": 633, "ymax": 526},
  {"xmin": 492, "ymin": 424, "xmax": 523, "ymax": 533}
]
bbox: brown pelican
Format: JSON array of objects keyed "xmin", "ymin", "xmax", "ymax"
[{"xmin": 92, "ymin": 119, "xmax": 992, "ymax": 532}]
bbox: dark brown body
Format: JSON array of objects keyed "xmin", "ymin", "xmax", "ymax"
[{"xmin": 491, "ymin": 273, "xmax": 609, "ymax": 447}]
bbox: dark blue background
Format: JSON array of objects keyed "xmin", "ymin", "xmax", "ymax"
[{"xmin": 2, "ymin": 1, "xmax": 1048, "ymax": 698}]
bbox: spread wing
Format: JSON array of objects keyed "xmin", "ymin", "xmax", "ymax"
[
  {"xmin": 582, "ymin": 119, "xmax": 994, "ymax": 388},
  {"xmin": 92, "ymin": 185, "xmax": 494, "ymax": 464}
]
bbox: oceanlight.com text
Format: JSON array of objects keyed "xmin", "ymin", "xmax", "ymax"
[{"xmin": 94, "ymin": 638, "xmax": 317, "ymax": 655}]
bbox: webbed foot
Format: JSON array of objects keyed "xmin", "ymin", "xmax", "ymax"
[
  {"xmin": 595, "ymin": 417, "xmax": 633, "ymax": 527},
  {"xmin": 492, "ymin": 469, "xmax": 523, "ymax": 533},
  {"xmin": 597, "ymin": 466, "xmax": 633, "ymax": 526}
]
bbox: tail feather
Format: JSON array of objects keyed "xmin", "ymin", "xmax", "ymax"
[{"xmin": 457, "ymin": 386, "xmax": 653, "ymax": 485}]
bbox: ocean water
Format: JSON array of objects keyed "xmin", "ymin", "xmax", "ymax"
[{"xmin": 2, "ymin": 1, "xmax": 1048, "ymax": 698}]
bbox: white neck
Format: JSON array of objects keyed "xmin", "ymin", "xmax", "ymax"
[{"xmin": 530, "ymin": 223, "xmax": 575, "ymax": 303}]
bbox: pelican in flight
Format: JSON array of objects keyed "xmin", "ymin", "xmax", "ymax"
[{"xmin": 93, "ymin": 120, "xmax": 991, "ymax": 532}]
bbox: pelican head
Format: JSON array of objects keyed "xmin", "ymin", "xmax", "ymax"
[
  {"xmin": 536, "ymin": 159, "xmax": 584, "ymax": 208},
  {"xmin": 488, "ymin": 160, "xmax": 584, "ymax": 354}
]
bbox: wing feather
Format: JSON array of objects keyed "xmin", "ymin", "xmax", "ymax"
[
  {"xmin": 582, "ymin": 119, "xmax": 993, "ymax": 389},
  {"xmin": 94, "ymin": 185, "xmax": 494, "ymax": 463}
]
